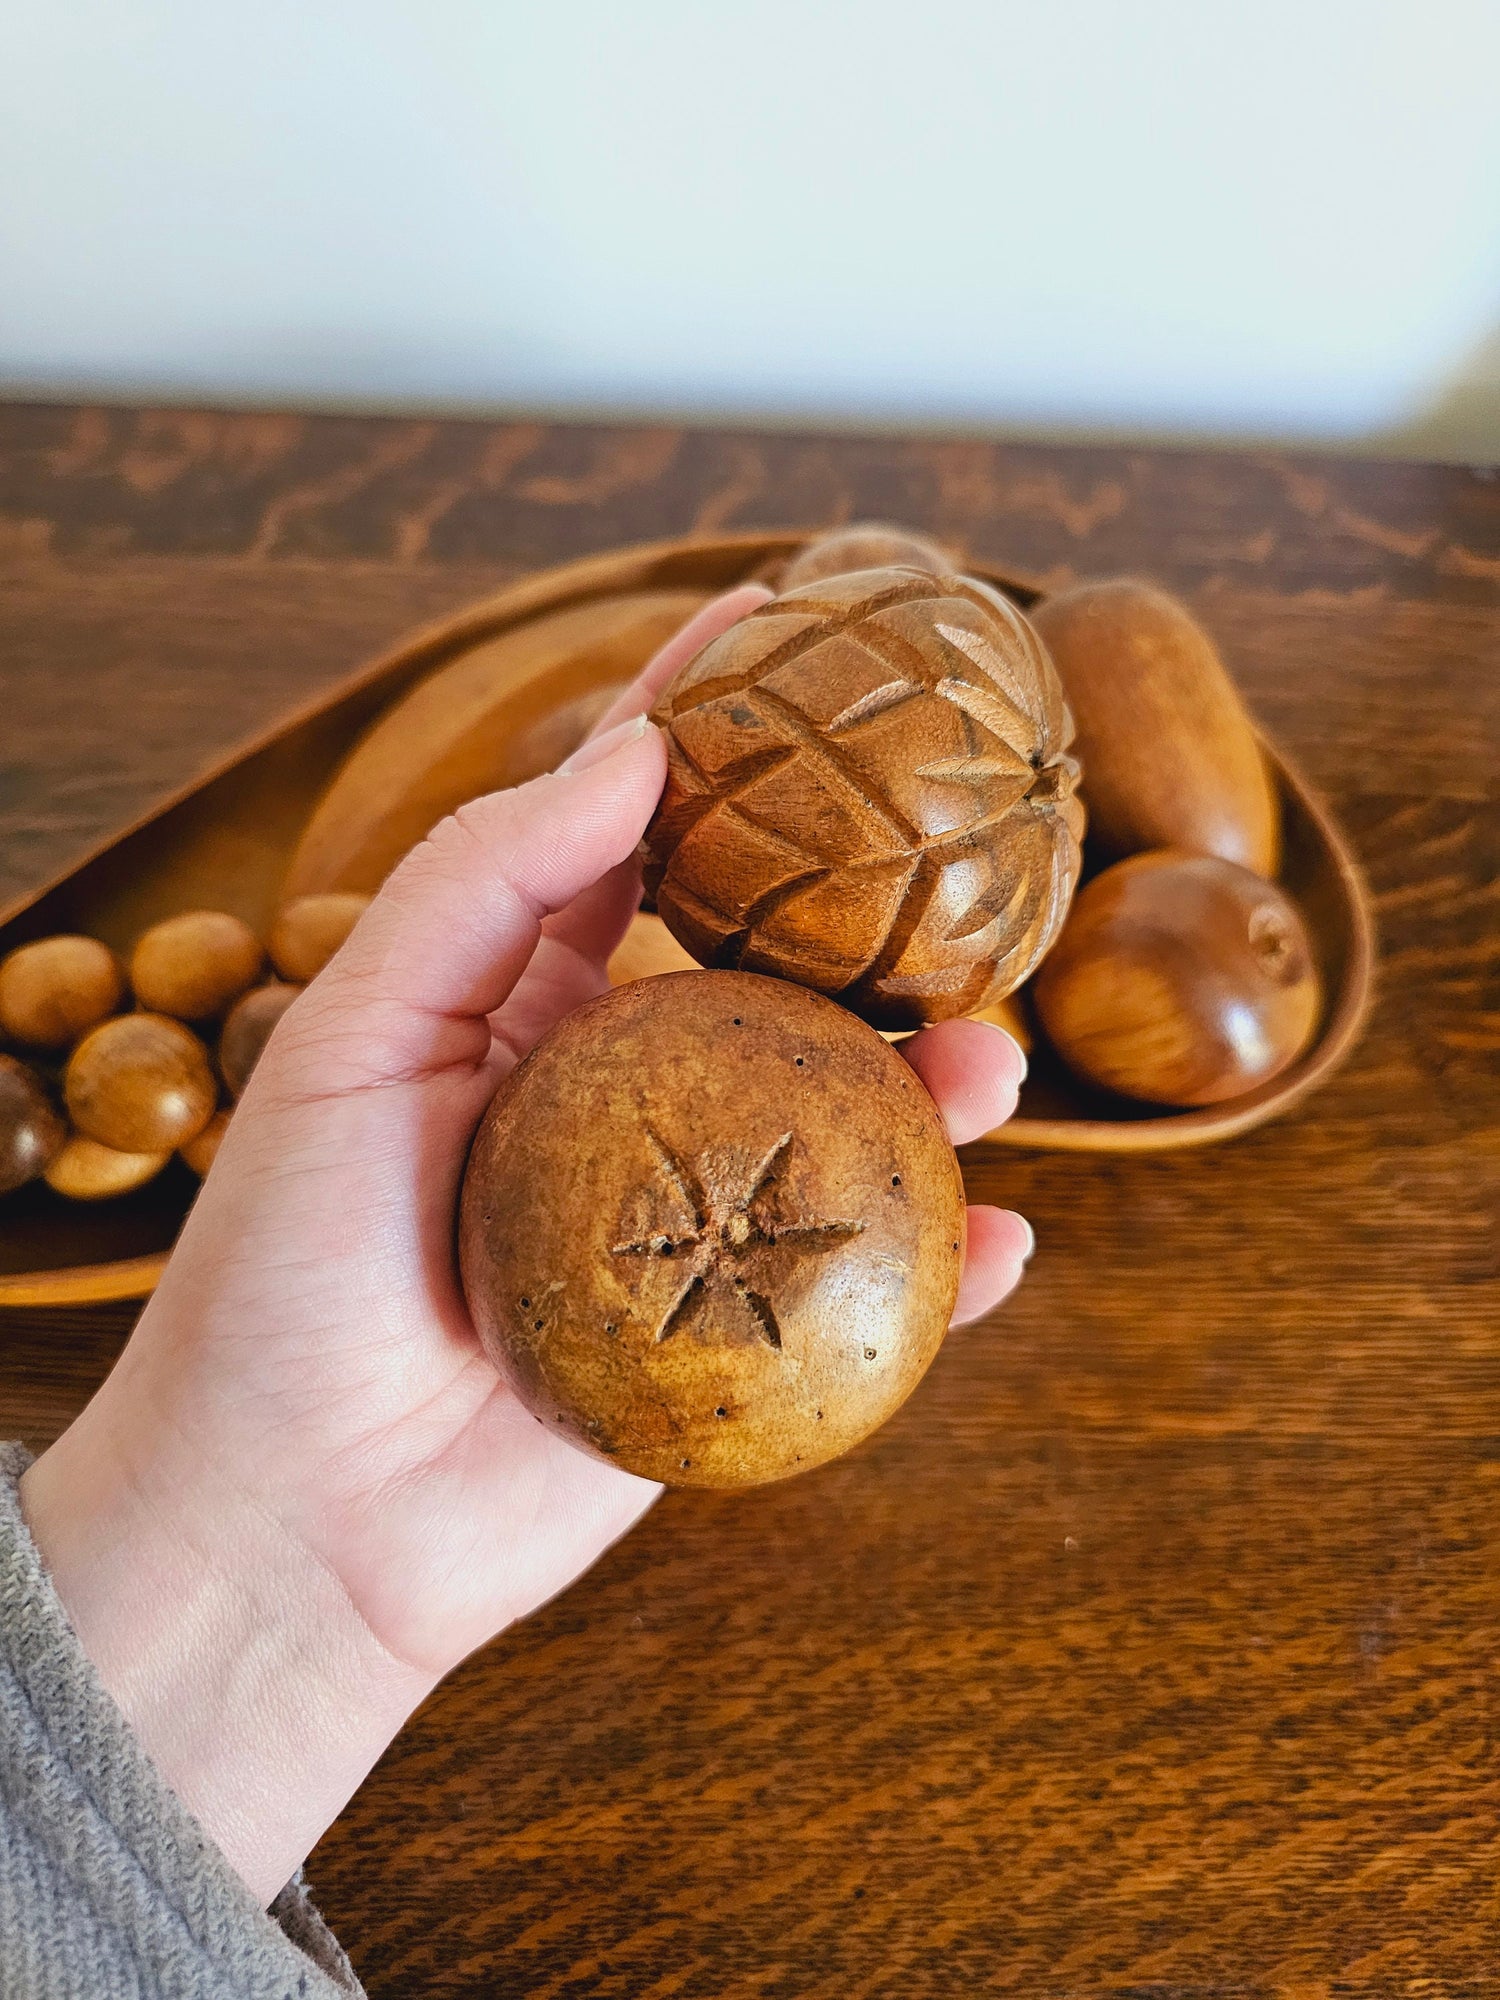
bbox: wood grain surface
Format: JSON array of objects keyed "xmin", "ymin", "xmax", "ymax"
[{"xmin": 1, "ymin": 401, "xmax": 1497, "ymax": 1997}]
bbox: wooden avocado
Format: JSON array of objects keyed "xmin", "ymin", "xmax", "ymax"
[
  {"xmin": 1033, "ymin": 850, "xmax": 1321, "ymax": 1106},
  {"xmin": 268, "ymin": 893, "xmax": 371, "ymax": 982},
  {"xmin": 64, "ymin": 1013, "xmax": 218, "ymax": 1153},
  {"xmin": 643, "ymin": 567, "xmax": 1085, "ymax": 1029},
  {"xmin": 0, "ymin": 935, "xmax": 123, "ymax": 1051},
  {"xmin": 1031, "ymin": 579, "xmax": 1281, "ymax": 876},
  {"xmin": 460, "ymin": 970, "xmax": 966, "ymax": 1488},
  {"xmin": 45, "ymin": 1134, "xmax": 171, "ymax": 1202}
]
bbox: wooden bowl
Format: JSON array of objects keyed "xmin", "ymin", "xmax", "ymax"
[{"xmin": 0, "ymin": 534, "xmax": 1374, "ymax": 1304}]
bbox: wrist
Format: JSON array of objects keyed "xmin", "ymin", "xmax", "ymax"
[{"xmin": 20, "ymin": 1377, "xmax": 435, "ymax": 1905}]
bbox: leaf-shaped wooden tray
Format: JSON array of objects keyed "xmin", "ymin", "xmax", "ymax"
[{"xmin": 0, "ymin": 533, "xmax": 1374, "ymax": 1305}]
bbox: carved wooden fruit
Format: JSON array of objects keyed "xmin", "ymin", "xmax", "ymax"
[
  {"xmin": 1033, "ymin": 851, "xmax": 1321, "ymax": 1106},
  {"xmin": 782, "ymin": 522, "xmax": 954, "ymax": 591},
  {"xmin": 0, "ymin": 1055, "xmax": 66, "ymax": 1195},
  {"xmin": 460, "ymin": 970, "xmax": 965, "ymax": 1488},
  {"xmin": 269, "ymin": 893, "xmax": 370, "ymax": 982},
  {"xmin": 1031, "ymin": 579, "xmax": 1280, "ymax": 876},
  {"xmin": 644, "ymin": 568, "xmax": 1085, "ymax": 1029},
  {"xmin": 0, "ymin": 935, "xmax": 123, "ymax": 1050},
  {"xmin": 130, "ymin": 910, "xmax": 264, "ymax": 1021},
  {"xmin": 64, "ymin": 1013, "xmax": 218, "ymax": 1152},
  {"xmin": 284, "ymin": 590, "xmax": 708, "ymax": 898},
  {"xmin": 180, "ymin": 1107, "xmax": 231, "ymax": 1177},
  {"xmin": 45, "ymin": 1135, "xmax": 170, "ymax": 1201},
  {"xmin": 219, "ymin": 982, "xmax": 302, "ymax": 1098}
]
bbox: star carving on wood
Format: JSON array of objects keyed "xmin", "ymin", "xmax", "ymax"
[{"xmin": 611, "ymin": 1127, "xmax": 864, "ymax": 1350}]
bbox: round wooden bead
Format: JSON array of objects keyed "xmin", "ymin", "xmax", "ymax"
[
  {"xmin": 180, "ymin": 1106, "xmax": 232, "ymax": 1177},
  {"xmin": 644, "ymin": 567, "xmax": 1085, "ymax": 1028},
  {"xmin": 0, "ymin": 1055, "xmax": 66, "ymax": 1195},
  {"xmin": 781, "ymin": 522, "xmax": 955, "ymax": 591},
  {"xmin": 268, "ymin": 893, "xmax": 371, "ymax": 983},
  {"xmin": 460, "ymin": 970, "xmax": 966, "ymax": 1489},
  {"xmin": 130, "ymin": 910, "xmax": 264, "ymax": 1021},
  {"xmin": 0, "ymin": 935, "xmax": 123, "ymax": 1050},
  {"xmin": 218, "ymin": 982, "xmax": 302, "ymax": 1098},
  {"xmin": 1033, "ymin": 851, "xmax": 1321, "ymax": 1106},
  {"xmin": 1030, "ymin": 579, "xmax": 1281, "ymax": 876},
  {"xmin": 64, "ymin": 1013, "xmax": 218, "ymax": 1152},
  {"xmin": 44, "ymin": 1134, "xmax": 170, "ymax": 1201}
]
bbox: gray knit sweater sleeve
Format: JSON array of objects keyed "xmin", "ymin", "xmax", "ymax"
[{"xmin": 0, "ymin": 1443, "xmax": 365, "ymax": 2000}]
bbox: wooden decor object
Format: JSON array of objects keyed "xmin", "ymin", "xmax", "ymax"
[
  {"xmin": 0, "ymin": 530, "xmax": 1374, "ymax": 1305},
  {"xmin": 1031, "ymin": 578, "xmax": 1282, "ymax": 876},
  {"xmin": 219, "ymin": 982, "xmax": 302, "ymax": 1098},
  {"xmin": 268, "ymin": 893, "xmax": 371, "ymax": 982},
  {"xmin": 781, "ymin": 522, "xmax": 955, "ymax": 590},
  {"xmin": 283, "ymin": 590, "xmax": 708, "ymax": 898},
  {"xmin": 460, "ymin": 970, "xmax": 965, "ymax": 1488},
  {"xmin": 179, "ymin": 1107, "xmax": 232, "ymax": 1177},
  {"xmin": 129, "ymin": 909, "xmax": 264, "ymax": 1020},
  {"xmin": 643, "ymin": 568, "xmax": 1085, "ymax": 1028},
  {"xmin": 64, "ymin": 1014, "xmax": 217, "ymax": 1154},
  {"xmin": 44, "ymin": 1135, "xmax": 170, "ymax": 1202},
  {"xmin": 1033, "ymin": 851, "xmax": 1321, "ymax": 1106},
  {"xmin": 0, "ymin": 935, "xmax": 123, "ymax": 1050},
  {"xmin": 0, "ymin": 1055, "xmax": 66, "ymax": 1194}
]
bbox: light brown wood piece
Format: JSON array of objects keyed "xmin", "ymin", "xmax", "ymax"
[
  {"xmin": 1032, "ymin": 577, "xmax": 1282, "ymax": 875},
  {"xmin": 269, "ymin": 892, "xmax": 371, "ymax": 982},
  {"xmin": 460, "ymin": 970, "xmax": 965, "ymax": 1488},
  {"xmin": 283, "ymin": 590, "xmax": 708, "ymax": 898},
  {"xmin": 0, "ymin": 935, "xmax": 123, "ymax": 1050},
  {"xmin": 606, "ymin": 911, "xmax": 699, "ymax": 986},
  {"xmin": 64, "ymin": 1013, "xmax": 217, "ymax": 1152},
  {"xmin": 644, "ymin": 568, "xmax": 1085, "ymax": 1028},
  {"xmin": 129, "ymin": 908, "xmax": 265, "ymax": 1020},
  {"xmin": 0, "ymin": 1054, "xmax": 66, "ymax": 1194},
  {"xmin": 179, "ymin": 1106, "xmax": 231, "ymax": 1177},
  {"xmin": 1033, "ymin": 850, "xmax": 1321, "ymax": 1106},
  {"xmin": 781, "ymin": 522, "xmax": 955, "ymax": 590},
  {"xmin": 218, "ymin": 981, "xmax": 302, "ymax": 1098},
  {"xmin": 44, "ymin": 1134, "xmax": 171, "ymax": 1201}
]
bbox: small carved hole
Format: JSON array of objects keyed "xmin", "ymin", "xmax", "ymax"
[
  {"xmin": 864, "ymin": 1347, "xmax": 877, "ymax": 1361},
  {"xmin": 715, "ymin": 1406, "xmax": 727, "ymax": 1418},
  {"xmin": 520, "ymin": 1296, "xmax": 531, "ymax": 1308},
  {"xmin": 605, "ymin": 1321, "xmax": 616, "ymax": 1334},
  {"xmin": 534, "ymin": 1319, "xmax": 544, "ymax": 1330},
  {"xmin": 891, "ymin": 1174, "xmax": 901, "ymax": 1187},
  {"xmin": 732, "ymin": 1016, "xmax": 742, "ymax": 1026},
  {"xmin": 680, "ymin": 1458, "xmax": 691, "ymax": 1469},
  {"xmin": 815, "ymin": 1409, "xmax": 823, "ymax": 1420},
  {"xmin": 795, "ymin": 1056, "xmax": 805, "ymax": 1067}
]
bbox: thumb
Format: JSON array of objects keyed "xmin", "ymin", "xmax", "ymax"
[{"xmin": 275, "ymin": 717, "xmax": 666, "ymax": 1093}]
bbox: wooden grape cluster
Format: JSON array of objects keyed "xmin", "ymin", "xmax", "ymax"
[{"xmin": 0, "ymin": 893, "xmax": 368, "ymax": 1202}]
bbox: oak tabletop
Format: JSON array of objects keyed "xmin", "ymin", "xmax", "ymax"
[{"xmin": 1, "ymin": 401, "xmax": 1497, "ymax": 1997}]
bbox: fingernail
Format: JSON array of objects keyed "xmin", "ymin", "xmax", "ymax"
[
  {"xmin": 977, "ymin": 1020, "xmax": 1028, "ymax": 1082},
  {"xmin": 1011, "ymin": 1212, "xmax": 1037, "ymax": 1262},
  {"xmin": 559, "ymin": 711, "xmax": 651, "ymax": 775}
]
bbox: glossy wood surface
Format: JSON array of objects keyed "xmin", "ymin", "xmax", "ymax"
[{"xmin": 0, "ymin": 403, "xmax": 1497, "ymax": 1996}]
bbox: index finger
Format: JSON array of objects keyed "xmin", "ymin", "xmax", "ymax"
[{"xmin": 589, "ymin": 584, "xmax": 774, "ymax": 738}]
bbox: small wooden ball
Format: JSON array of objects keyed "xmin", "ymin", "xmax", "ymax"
[
  {"xmin": 44, "ymin": 1134, "xmax": 170, "ymax": 1201},
  {"xmin": 130, "ymin": 910, "xmax": 264, "ymax": 1021},
  {"xmin": 781, "ymin": 522, "xmax": 955, "ymax": 591},
  {"xmin": 1033, "ymin": 851, "xmax": 1321, "ymax": 1107},
  {"xmin": 64, "ymin": 1013, "xmax": 218, "ymax": 1152},
  {"xmin": 268, "ymin": 893, "xmax": 371, "ymax": 983},
  {"xmin": 645, "ymin": 567, "xmax": 1085, "ymax": 1028},
  {"xmin": 219, "ymin": 982, "xmax": 302, "ymax": 1098},
  {"xmin": 0, "ymin": 935, "xmax": 123, "ymax": 1050},
  {"xmin": 0, "ymin": 1055, "xmax": 66, "ymax": 1195},
  {"xmin": 460, "ymin": 970, "xmax": 966, "ymax": 1488},
  {"xmin": 180, "ymin": 1106, "xmax": 232, "ymax": 1177}
]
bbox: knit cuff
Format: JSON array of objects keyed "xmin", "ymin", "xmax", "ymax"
[{"xmin": 0, "ymin": 1440, "xmax": 363, "ymax": 1998}]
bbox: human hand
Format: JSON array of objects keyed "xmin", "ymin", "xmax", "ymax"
[{"xmin": 22, "ymin": 586, "xmax": 1034, "ymax": 1903}]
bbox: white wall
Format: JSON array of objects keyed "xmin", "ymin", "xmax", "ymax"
[{"xmin": 4, "ymin": 0, "xmax": 1499, "ymax": 447}]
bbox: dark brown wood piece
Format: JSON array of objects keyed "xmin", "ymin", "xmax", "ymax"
[{"xmin": 0, "ymin": 401, "xmax": 1496, "ymax": 1995}]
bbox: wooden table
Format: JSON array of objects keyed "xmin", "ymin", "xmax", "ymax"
[{"xmin": 2, "ymin": 403, "xmax": 1497, "ymax": 1996}]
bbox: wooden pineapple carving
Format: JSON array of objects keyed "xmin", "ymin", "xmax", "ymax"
[{"xmin": 644, "ymin": 566, "xmax": 1085, "ymax": 1028}]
